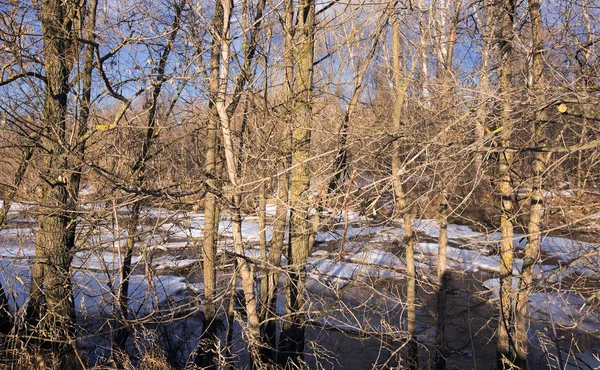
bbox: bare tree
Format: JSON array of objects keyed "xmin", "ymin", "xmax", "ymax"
[
  {"xmin": 514, "ymin": 0, "xmax": 546, "ymax": 366},
  {"xmin": 496, "ymin": 0, "xmax": 516, "ymax": 367},
  {"xmin": 277, "ymin": 0, "xmax": 316, "ymax": 367},
  {"xmin": 114, "ymin": 0, "xmax": 184, "ymax": 349},
  {"xmin": 391, "ymin": 5, "xmax": 418, "ymax": 369},
  {"xmin": 24, "ymin": 2, "xmax": 93, "ymax": 363},
  {"xmin": 195, "ymin": 1, "xmax": 225, "ymax": 366},
  {"xmin": 263, "ymin": 0, "xmax": 294, "ymax": 362}
]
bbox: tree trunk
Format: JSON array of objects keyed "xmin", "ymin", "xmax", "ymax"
[
  {"xmin": 433, "ymin": 4, "xmax": 458, "ymax": 367},
  {"xmin": 434, "ymin": 190, "xmax": 448, "ymax": 370},
  {"xmin": 262, "ymin": 0, "xmax": 293, "ymax": 361},
  {"xmin": 278, "ymin": 1, "xmax": 315, "ymax": 367},
  {"xmin": 213, "ymin": 0, "xmax": 263, "ymax": 364},
  {"xmin": 195, "ymin": 0, "xmax": 224, "ymax": 359},
  {"xmin": 263, "ymin": 160, "xmax": 290, "ymax": 362},
  {"xmin": 391, "ymin": 8, "xmax": 418, "ymax": 369},
  {"xmin": 258, "ymin": 181, "xmax": 268, "ymax": 316},
  {"xmin": 26, "ymin": 1, "xmax": 83, "ymax": 358},
  {"xmin": 496, "ymin": 0, "xmax": 516, "ymax": 367},
  {"xmin": 515, "ymin": 0, "xmax": 545, "ymax": 367},
  {"xmin": 475, "ymin": 0, "xmax": 495, "ymax": 167},
  {"xmin": 65, "ymin": 0, "xmax": 97, "ymax": 268}
]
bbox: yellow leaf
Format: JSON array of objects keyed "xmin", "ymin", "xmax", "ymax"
[{"xmin": 96, "ymin": 123, "xmax": 116, "ymax": 131}]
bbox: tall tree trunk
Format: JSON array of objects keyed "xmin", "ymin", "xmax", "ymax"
[
  {"xmin": 391, "ymin": 8, "xmax": 418, "ymax": 370},
  {"xmin": 213, "ymin": 0, "xmax": 262, "ymax": 364},
  {"xmin": 263, "ymin": 160, "xmax": 290, "ymax": 361},
  {"xmin": 66, "ymin": 0, "xmax": 98, "ymax": 264},
  {"xmin": 417, "ymin": 4, "xmax": 431, "ymax": 106},
  {"xmin": 23, "ymin": 2, "xmax": 90, "ymax": 363},
  {"xmin": 195, "ymin": 2, "xmax": 224, "ymax": 365},
  {"xmin": 515, "ymin": 0, "xmax": 545, "ymax": 367},
  {"xmin": 433, "ymin": 4, "xmax": 458, "ymax": 368},
  {"xmin": 496, "ymin": 0, "xmax": 516, "ymax": 367},
  {"xmin": 278, "ymin": 0, "xmax": 315, "ymax": 367}
]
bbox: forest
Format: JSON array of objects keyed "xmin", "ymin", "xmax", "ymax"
[{"xmin": 0, "ymin": 0, "xmax": 599, "ymax": 369}]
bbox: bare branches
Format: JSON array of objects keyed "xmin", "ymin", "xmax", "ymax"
[{"xmin": 0, "ymin": 71, "xmax": 46, "ymax": 86}]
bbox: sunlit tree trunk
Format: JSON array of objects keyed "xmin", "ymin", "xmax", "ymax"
[
  {"xmin": 515, "ymin": 0, "xmax": 545, "ymax": 366},
  {"xmin": 496, "ymin": 0, "xmax": 516, "ymax": 367},
  {"xmin": 195, "ymin": 1, "xmax": 224, "ymax": 367},
  {"xmin": 195, "ymin": 1, "xmax": 225, "ymax": 367},
  {"xmin": 258, "ymin": 180, "xmax": 268, "ymax": 312},
  {"xmin": 263, "ymin": 1, "xmax": 293, "ymax": 359},
  {"xmin": 434, "ymin": 191, "xmax": 449, "ymax": 370},
  {"xmin": 213, "ymin": 0, "xmax": 263, "ymax": 363},
  {"xmin": 391, "ymin": 8, "xmax": 418, "ymax": 370},
  {"xmin": 66, "ymin": 0, "xmax": 97, "ymax": 276},
  {"xmin": 278, "ymin": 0, "xmax": 315, "ymax": 367},
  {"xmin": 475, "ymin": 0, "xmax": 495, "ymax": 167},
  {"xmin": 262, "ymin": 12, "xmax": 293, "ymax": 350},
  {"xmin": 417, "ymin": 4, "xmax": 431, "ymax": 105}
]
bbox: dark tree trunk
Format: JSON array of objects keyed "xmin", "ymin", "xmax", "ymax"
[{"xmin": 26, "ymin": 1, "xmax": 83, "ymax": 358}]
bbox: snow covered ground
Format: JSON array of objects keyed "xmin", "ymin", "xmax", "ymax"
[{"xmin": 0, "ymin": 202, "xmax": 598, "ymax": 368}]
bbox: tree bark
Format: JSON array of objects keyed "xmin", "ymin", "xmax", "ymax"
[
  {"xmin": 213, "ymin": 0, "xmax": 263, "ymax": 364},
  {"xmin": 434, "ymin": 191, "xmax": 448, "ymax": 370},
  {"xmin": 496, "ymin": 0, "xmax": 516, "ymax": 367},
  {"xmin": 434, "ymin": 4, "xmax": 458, "ymax": 368},
  {"xmin": 515, "ymin": 0, "xmax": 545, "ymax": 367},
  {"xmin": 258, "ymin": 181, "xmax": 268, "ymax": 316},
  {"xmin": 26, "ymin": 1, "xmax": 85, "ymax": 358},
  {"xmin": 278, "ymin": 1, "xmax": 315, "ymax": 367},
  {"xmin": 391, "ymin": 8, "xmax": 418, "ymax": 370},
  {"xmin": 194, "ymin": 3, "xmax": 224, "ymax": 367}
]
